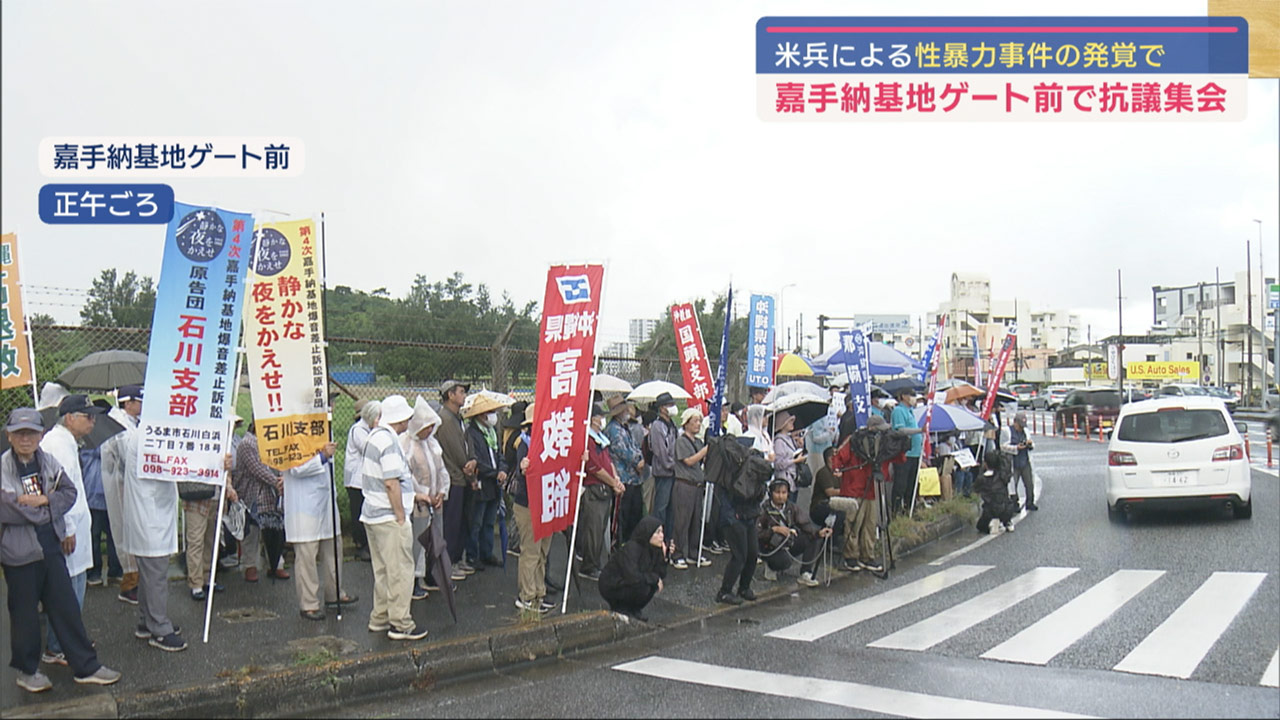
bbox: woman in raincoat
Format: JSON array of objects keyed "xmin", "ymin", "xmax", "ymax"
[
  {"xmin": 283, "ymin": 435, "xmax": 354, "ymax": 621},
  {"xmin": 400, "ymin": 396, "xmax": 450, "ymax": 599}
]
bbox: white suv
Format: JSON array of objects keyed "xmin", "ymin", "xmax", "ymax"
[{"xmin": 1106, "ymin": 397, "xmax": 1251, "ymax": 521}]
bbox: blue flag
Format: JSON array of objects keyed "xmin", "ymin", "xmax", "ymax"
[
  {"xmin": 841, "ymin": 330, "xmax": 872, "ymax": 429},
  {"xmin": 708, "ymin": 285, "xmax": 732, "ymax": 437}
]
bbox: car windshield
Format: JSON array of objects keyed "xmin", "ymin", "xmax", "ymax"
[
  {"xmin": 1081, "ymin": 391, "xmax": 1121, "ymax": 407},
  {"xmin": 1207, "ymin": 388, "xmax": 1232, "ymax": 399},
  {"xmin": 1179, "ymin": 386, "xmax": 1209, "ymax": 396},
  {"xmin": 1116, "ymin": 408, "xmax": 1230, "ymax": 443}
]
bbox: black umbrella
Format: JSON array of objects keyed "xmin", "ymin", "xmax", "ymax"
[
  {"xmin": 418, "ymin": 507, "xmax": 458, "ymax": 623},
  {"xmin": 56, "ymin": 350, "xmax": 148, "ymax": 391},
  {"xmin": 0, "ymin": 406, "xmax": 126, "ymax": 454},
  {"xmin": 880, "ymin": 378, "xmax": 926, "ymax": 395},
  {"xmin": 765, "ymin": 393, "xmax": 830, "ymax": 431}
]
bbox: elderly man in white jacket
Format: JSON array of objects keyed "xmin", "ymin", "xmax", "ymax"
[
  {"xmin": 400, "ymin": 396, "xmax": 450, "ymax": 599},
  {"xmin": 38, "ymin": 394, "xmax": 103, "ymax": 664},
  {"xmin": 284, "ymin": 437, "xmax": 357, "ymax": 621}
]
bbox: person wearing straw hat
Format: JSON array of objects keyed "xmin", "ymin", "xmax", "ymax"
[
  {"xmin": 2, "ymin": 407, "xmax": 123, "ymax": 692},
  {"xmin": 511, "ymin": 403, "xmax": 555, "ymax": 613},
  {"xmin": 670, "ymin": 406, "xmax": 710, "ymax": 570},
  {"xmin": 463, "ymin": 392, "xmax": 509, "ymax": 570},
  {"xmin": 360, "ymin": 394, "xmax": 427, "ymax": 641},
  {"xmin": 604, "ymin": 396, "xmax": 645, "ymax": 544}
]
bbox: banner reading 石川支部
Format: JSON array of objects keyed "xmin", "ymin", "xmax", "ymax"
[
  {"xmin": 527, "ymin": 265, "xmax": 604, "ymax": 542},
  {"xmin": 244, "ymin": 219, "xmax": 330, "ymax": 471},
  {"xmin": 0, "ymin": 234, "xmax": 35, "ymax": 393},
  {"xmin": 138, "ymin": 203, "xmax": 252, "ymax": 484}
]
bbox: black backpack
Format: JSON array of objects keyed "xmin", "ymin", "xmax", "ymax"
[{"xmin": 705, "ymin": 435, "xmax": 770, "ymax": 505}]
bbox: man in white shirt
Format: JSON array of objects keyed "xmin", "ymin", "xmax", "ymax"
[{"xmin": 343, "ymin": 400, "xmax": 373, "ymax": 562}]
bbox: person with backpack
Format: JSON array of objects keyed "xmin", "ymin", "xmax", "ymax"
[
  {"xmin": 830, "ymin": 415, "xmax": 904, "ymax": 573},
  {"xmin": 715, "ymin": 404, "xmax": 774, "ymax": 605}
]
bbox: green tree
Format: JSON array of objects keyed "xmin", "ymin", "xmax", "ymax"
[
  {"xmin": 636, "ymin": 292, "xmax": 751, "ymax": 399},
  {"xmin": 80, "ymin": 269, "xmax": 156, "ymax": 327},
  {"xmin": 28, "ymin": 313, "xmax": 56, "ymax": 326}
]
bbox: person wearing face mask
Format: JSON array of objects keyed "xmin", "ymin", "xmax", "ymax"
[
  {"xmin": 889, "ymin": 388, "xmax": 925, "ymax": 514},
  {"xmin": 604, "ymin": 396, "xmax": 645, "ymax": 545},
  {"xmin": 578, "ymin": 404, "xmax": 625, "ymax": 581},
  {"xmin": 646, "ymin": 392, "xmax": 680, "ymax": 536},
  {"xmin": 463, "ymin": 397, "xmax": 508, "ymax": 570}
]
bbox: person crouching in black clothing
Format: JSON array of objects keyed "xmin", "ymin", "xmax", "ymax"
[
  {"xmin": 598, "ymin": 515, "xmax": 668, "ymax": 622},
  {"xmin": 975, "ymin": 451, "xmax": 1017, "ymax": 534}
]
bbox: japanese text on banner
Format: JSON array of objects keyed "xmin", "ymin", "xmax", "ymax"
[
  {"xmin": 0, "ymin": 234, "xmax": 35, "ymax": 390},
  {"xmin": 244, "ymin": 219, "xmax": 330, "ymax": 471},
  {"xmin": 920, "ymin": 315, "xmax": 947, "ymax": 461},
  {"xmin": 981, "ymin": 328, "xmax": 1018, "ymax": 421},
  {"xmin": 137, "ymin": 203, "xmax": 251, "ymax": 485},
  {"xmin": 747, "ymin": 294, "xmax": 776, "ymax": 389},
  {"xmin": 840, "ymin": 329, "xmax": 872, "ymax": 428},
  {"xmin": 527, "ymin": 265, "xmax": 605, "ymax": 542},
  {"xmin": 671, "ymin": 303, "xmax": 714, "ymax": 412}
]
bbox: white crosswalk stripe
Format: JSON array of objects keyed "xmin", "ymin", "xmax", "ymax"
[
  {"xmin": 1114, "ymin": 571, "xmax": 1267, "ymax": 679},
  {"xmin": 613, "ymin": 656, "xmax": 1097, "ymax": 719},
  {"xmin": 764, "ymin": 564, "xmax": 992, "ymax": 642},
  {"xmin": 868, "ymin": 567, "xmax": 1078, "ymax": 652},
  {"xmin": 767, "ymin": 565, "xmax": 1274, "ymax": 685},
  {"xmin": 981, "ymin": 569, "xmax": 1165, "ymax": 665}
]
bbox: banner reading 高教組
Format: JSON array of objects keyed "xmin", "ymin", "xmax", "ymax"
[
  {"xmin": 137, "ymin": 203, "xmax": 252, "ymax": 485},
  {"xmin": 840, "ymin": 329, "xmax": 872, "ymax": 429},
  {"xmin": 747, "ymin": 294, "xmax": 776, "ymax": 389},
  {"xmin": 757, "ymin": 16, "xmax": 1248, "ymax": 121},
  {"xmin": 244, "ymin": 219, "xmax": 330, "ymax": 471}
]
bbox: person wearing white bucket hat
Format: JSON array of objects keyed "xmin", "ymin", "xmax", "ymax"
[{"xmin": 359, "ymin": 395, "xmax": 427, "ymax": 641}]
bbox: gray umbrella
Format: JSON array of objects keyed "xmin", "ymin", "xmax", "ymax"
[{"xmin": 57, "ymin": 350, "xmax": 148, "ymax": 391}]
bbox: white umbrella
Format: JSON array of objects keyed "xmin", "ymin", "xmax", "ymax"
[
  {"xmin": 627, "ymin": 380, "xmax": 691, "ymax": 404},
  {"xmin": 592, "ymin": 373, "xmax": 634, "ymax": 393},
  {"xmin": 762, "ymin": 380, "xmax": 827, "ymax": 404}
]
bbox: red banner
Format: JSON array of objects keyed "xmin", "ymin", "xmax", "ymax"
[
  {"xmin": 920, "ymin": 315, "xmax": 947, "ymax": 462},
  {"xmin": 527, "ymin": 265, "xmax": 604, "ymax": 542},
  {"xmin": 670, "ymin": 303, "xmax": 714, "ymax": 413},
  {"xmin": 981, "ymin": 329, "xmax": 1017, "ymax": 420}
]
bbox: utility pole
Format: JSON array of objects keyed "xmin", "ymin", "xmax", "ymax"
[
  {"xmin": 1117, "ymin": 270, "xmax": 1125, "ymax": 394},
  {"xmin": 1247, "ymin": 240, "xmax": 1254, "ymax": 403},
  {"xmin": 1087, "ymin": 324, "xmax": 1092, "ymax": 387},
  {"xmin": 1197, "ymin": 281, "xmax": 1205, "ymax": 386},
  {"xmin": 1260, "ymin": 237, "xmax": 1267, "ymax": 406},
  {"xmin": 1216, "ymin": 266, "xmax": 1224, "ymax": 387},
  {"xmin": 1264, "ymin": 218, "xmax": 1276, "ymax": 407},
  {"xmin": 1014, "ymin": 297, "xmax": 1021, "ymax": 382}
]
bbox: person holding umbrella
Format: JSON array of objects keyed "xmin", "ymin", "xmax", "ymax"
[
  {"xmin": 511, "ymin": 404, "xmax": 555, "ymax": 614},
  {"xmin": 401, "ymin": 396, "xmax": 449, "ymax": 599},
  {"xmin": 284, "ymin": 438, "xmax": 356, "ymax": 621},
  {"xmin": 771, "ymin": 410, "xmax": 807, "ymax": 496}
]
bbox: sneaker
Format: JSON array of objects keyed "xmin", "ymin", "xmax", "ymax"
[
  {"xmin": 1026, "ymin": 503, "xmax": 1039, "ymax": 511},
  {"xmin": 87, "ymin": 574, "xmax": 105, "ymax": 587},
  {"xmin": 118, "ymin": 587, "xmax": 139, "ymax": 605},
  {"xmin": 798, "ymin": 572, "xmax": 820, "ymax": 588},
  {"xmin": 762, "ymin": 567, "xmax": 778, "ymax": 582},
  {"xmin": 456, "ymin": 561, "xmax": 477, "ymax": 575},
  {"xmin": 695, "ymin": 556, "xmax": 712, "ymax": 568},
  {"xmin": 859, "ymin": 559, "xmax": 884, "ymax": 573},
  {"xmin": 706, "ymin": 542, "xmax": 726, "ymax": 555},
  {"xmin": 219, "ymin": 556, "xmax": 240, "ymax": 568},
  {"xmin": 423, "ymin": 579, "xmax": 441, "ymax": 591},
  {"xmin": 450, "ymin": 568, "xmax": 468, "ymax": 582},
  {"xmin": 323, "ymin": 594, "xmax": 359, "ymax": 607},
  {"xmin": 149, "ymin": 633, "xmax": 188, "ymax": 652},
  {"xmin": 671, "ymin": 558, "xmax": 688, "ymax": 570},
  {"xmin": 412, "ymin": 582, "xmax": 429, "ymax": 601},
  {"xmin": 1004, "ymin": 522, "xmax": 1016, "ymax": 533},
  {"xmin": 738, "ymin": 587, "xmax": 758, "ymax": 602},
  {"xmin": 576, "ymin": 569, "xmax": 601, "ymax": 581},
  {"xmin": 842, "ymin": 559, "xmax": 863, "ymax": 572},
  {"xmin": 716, "ymin": 591, "xmax": 743, "ymax": 606},
  {"xmin": 74, "ymin": 666, "xmax": 122, "ymax": 685},
  {"xmin": 368, "ymin": 622, "xmax": 391, "ymax": 633},
  {"xmin": 515, "ymin": 598, "xmax": 552, "ymax": 614},
  {"xmin": 539, "ymin": 600, "xmax": 556, "ymax": 612},
  {"xmin": 40, "ymin": 651, "xmax": 67, "ymax": 666},
  {"xmin": 16, "ymin": 671, "xmax": 52, "ymax": 693},
  {"xmin": 106, "ymin": 575, "xmax": 123, "ymax": 586},
  {"xmin": 387, "ymin": 625, "xmax": 429, "ymax": 641},
  {"xmin": 135, "ymin": 624, "xmax": 181, "ymax": 639},
  {"xmin": 190, "ymin": 588, "xmax": 207, "ymax": 601},
  {"xmin": 507, "ymin": 547, "xmax": 521, "ymax": 558}
]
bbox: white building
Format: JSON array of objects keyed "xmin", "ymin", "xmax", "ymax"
[{"xmin": 628, "ymin": 318, "xmax": 658, "ymax": 346}]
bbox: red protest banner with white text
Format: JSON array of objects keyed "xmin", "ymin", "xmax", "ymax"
[
  {"xmin": 670, "ymin": 303, "xmax": 713, "ymax": 413},
  {"xmin": 527, "ymin": 265, "xmax": 604, "ymax": 542},
  {"xmin": 981, "ymin": 328, "xmax": 1017, "ymax": 420}
]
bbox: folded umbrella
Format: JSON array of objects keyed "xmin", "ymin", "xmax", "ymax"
[{"xmin": 418, "ymin": 508, "xmax": 458, "ymax": 623}]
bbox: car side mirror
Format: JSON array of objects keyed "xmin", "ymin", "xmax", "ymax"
[{"xmin": 1235, "ymin": 422, "xmax": 1248, "ymax": 434}]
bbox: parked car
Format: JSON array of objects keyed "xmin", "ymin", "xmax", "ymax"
[
  {"xmin": 1008, "ymin": 383, "xmax": 1037, "ymax": 408},
  {"xmin": 1203, "ymin": 386, "xmax": 1238, "ymax": 413},
  {"xmin": 1055, "ymin": 388, "xmax": 1121, "ymax": 435},
  {"xmin": 1158, "ymin": 383, "xmax": 1210, "ymax": 399},
  {"xmin": 1121, "ymin": 387, "xmax": 1154, "ymax": 403},
  {"xmin": 1106, "ymin": 397, "xmax": 1251, "ymax": 521},
  {"xmin": 1030, "ymin": 385, "xmax": 1073, "ymax": 410}
]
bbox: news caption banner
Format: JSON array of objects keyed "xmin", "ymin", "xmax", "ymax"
[
  {"xmin": 756, "ymin": 16, "xmax": 1248, "ymax": 121},
  {"xmin": 137, "ymin": 203, "xmax": 252, "ymax": 485}
]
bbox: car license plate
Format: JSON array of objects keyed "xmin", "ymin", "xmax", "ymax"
[
  {"xmin": 1101, "ymin": 419, "xmax": 1113, "ymax": 428},
  {"xmin": 1154, "ymin": 471, "xmax": 1195, "ymax": 487}
]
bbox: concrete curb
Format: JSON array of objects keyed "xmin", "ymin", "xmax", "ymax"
[{"xmin": 12, "ymin": 511, "xmax": 973, "ymax": 719}]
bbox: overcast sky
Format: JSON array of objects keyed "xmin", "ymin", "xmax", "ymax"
[{"xmin": 3, "ymin": 0, "xmax": 1276, "ymax": 353}]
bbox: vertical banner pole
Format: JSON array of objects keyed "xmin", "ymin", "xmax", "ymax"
[
  {"xmin": 319, "ymin": 212, "xmax": 342, "ymax": 620},
  {"xmin": 203, "ymin": 342, "xmax": 246, "ymax": 643}
]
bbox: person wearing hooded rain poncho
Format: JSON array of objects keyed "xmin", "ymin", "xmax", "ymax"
[
  {"xmin": 598, "ymin": 515, "xmax": 668, "ymax": 622},
  {"xmin": 400, "ymin": 396, "xmax": 450, "ymax": 599},
  {"xmin": 283, "ymin": 428, "xmax": 356, "ymax": 622}
]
